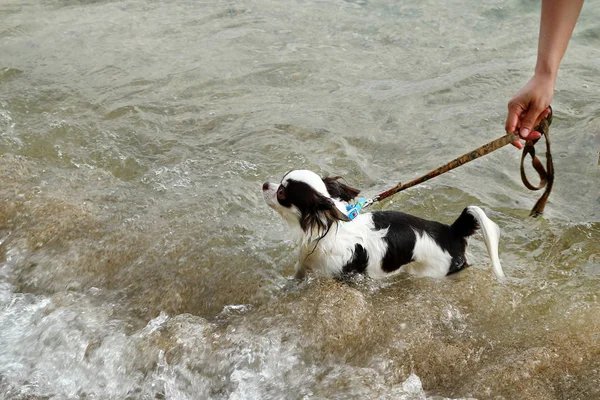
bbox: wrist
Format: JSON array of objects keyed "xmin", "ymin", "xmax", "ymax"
[{"xmin": 534, "ymin": 60, "xmax": 559, "ymax": 83}]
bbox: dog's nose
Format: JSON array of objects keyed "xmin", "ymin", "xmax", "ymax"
[{"xmin": 262, "ymin": 182, "xmax": 270, "ymax": 191}]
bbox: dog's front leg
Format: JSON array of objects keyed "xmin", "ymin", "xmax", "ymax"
[{"xmin": 294, "ymin": 261, "xmax": 307, "ymax": 280}]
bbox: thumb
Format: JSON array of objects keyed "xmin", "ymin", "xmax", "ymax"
[{"xmin": 519, "ymin": 104, "xmax": 545, "ymax": 140}]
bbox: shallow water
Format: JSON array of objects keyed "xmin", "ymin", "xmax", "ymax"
[{"xmin": 1, "ymin": 0, "xmax": 599, "ymax": 399}]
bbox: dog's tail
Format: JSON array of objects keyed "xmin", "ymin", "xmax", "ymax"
[{"xmin": 451, "ymin": 206, "xmax": 505, "ymax": 278}]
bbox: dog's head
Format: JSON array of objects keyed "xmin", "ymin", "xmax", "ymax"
[{"xmin": 262, "ymin": 170, "xmax": 360, "ymax": 236}]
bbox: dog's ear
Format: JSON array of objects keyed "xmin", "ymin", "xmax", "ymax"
[
  {"xmin": 323, "ymin": 176, "xmax": 361, "ymax": 202},
  {"xmin": 300, "ymin": 194, "xmax": 350, "ymax": 234},
  {"xmin": 319, "ymin": 197, "xmax": 351, "ymax": 224}
]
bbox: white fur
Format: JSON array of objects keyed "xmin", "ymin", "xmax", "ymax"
[
  {"xmin": 263, "ymin": 182, "xmax": 303, "ymax": 237},
  {"xmin": 298, "ymin": 212, "xmax": 390, "ymax": 279},
  {"xmin": 282, "ymin": 170, "xmax": 330, "ymax": 198},
  {"xmin": 296, "ymin": 214, "xmax": 467, "ymax": 279},
  {"xmin": 466, "ymin": 206, "xmax": 505, "ymax": 278},
  {"xmin": 263, "ymin": 170, "xmax": 504, "ymax": 280},
  {"xmin": 403, "ymin": 230, "xmax": 453, "ymax": 278}
]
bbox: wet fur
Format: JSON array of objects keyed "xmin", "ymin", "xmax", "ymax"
[{"xmin": 262, "ymin": 170, "xmax": 504, "ymax": 280}]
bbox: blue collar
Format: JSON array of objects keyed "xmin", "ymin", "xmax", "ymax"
[
  {"xmin": 310, "ymin": 197, "xmax": 367, "ymax": 242},
  {"xmin": 345, "ymin": 197, "xmax": 367, "ymax": 221}
]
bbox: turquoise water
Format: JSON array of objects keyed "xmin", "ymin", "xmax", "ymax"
[{"xmin": 1, "ymin": 0, "xmax": 599, "ymax": 398}]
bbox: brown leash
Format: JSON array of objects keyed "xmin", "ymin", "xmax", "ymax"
[
  {"xmin": 365, "ymin": 107, "xmax": 554, "ymax": 217},
  {"xmin": 520, "ymin": 108, "xmax": 553, "ymax": 216}
]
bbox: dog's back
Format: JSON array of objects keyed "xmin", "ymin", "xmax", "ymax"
[{"xmin": 370, "ymin": 206, "xmax": 503, "ymax": 278}]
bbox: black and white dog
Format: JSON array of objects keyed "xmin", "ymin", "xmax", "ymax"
[{"xmin": 262, "ymin": 170, "xmax": 504, "ymax": 280}]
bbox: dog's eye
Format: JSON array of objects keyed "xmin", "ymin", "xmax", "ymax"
[{"xmin": 277, "ymin": 186, "xmax": 286, "ymax": 200}]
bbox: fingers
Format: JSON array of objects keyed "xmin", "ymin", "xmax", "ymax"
[
  {"xmin": 518, "ymin": 103, "xmax": 546, "ymax": 140},
  {"xmin": 531, "ymin": 107, "xmax": 551, "ymax": 131},
  {"xmin": 543, "ymin": 106, "xmax": 551, "ymax": 118},
  {"xmin": 507, "ymin": 104, "xmax": 549, "ymax": 149},
  {"xmin": 511, "ymin": 139, "xmax": 523, "ymax": 150},
  {"xmin": 505, "ymin": 102, "xmax": 523, "ymax": 134},
  {"xmin": 506, "ymin": 100, "xmax": 525, "ymax": 150}
]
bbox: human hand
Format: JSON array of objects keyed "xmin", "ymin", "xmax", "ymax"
[{"xmin": 506, "ymin": 73, "xmax": 555, "ymax": 150}]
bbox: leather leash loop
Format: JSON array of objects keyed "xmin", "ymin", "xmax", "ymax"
[{"xmin": 520, "ymin": 106, "xmax": 553, "ymax": 216}]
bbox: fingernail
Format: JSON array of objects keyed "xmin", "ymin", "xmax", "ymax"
[{"xmin": 520, "ymin": 128, "xmax": 529, "ymax": 138}]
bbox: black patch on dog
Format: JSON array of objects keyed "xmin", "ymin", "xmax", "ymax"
[
  {"xmin": 323, "ymin": 176, "xmax": 361, "ymax": 202},
  {"xmin": 445, "ymin": 208, "xmax": 480, "ymax": 274},
  {"xmin": 446, "ymin": 253, "xmax": 468, "ymax": 275},
  {"xmin": 275, "ymin": 184, "xmax": 292, "ymax": 208},
  {"xmin": 281, "ymin": 179, "xmax": 349, "ymax": 234},
  {"xmin": 372, "ymin": 211, "xmax": 420, "ymax": 272},
  {"xmin": 372, "ymin": 210, "xmax": 472, "ymax": 275},
  {"xmin": 342, "ymin": 244, "xmax": 369, "ymax": 275},
  {"xmin": 450, "ymin": 208, "xmax": 479, "ymax": 238}
]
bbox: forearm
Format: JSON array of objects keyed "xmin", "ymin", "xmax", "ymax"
[{"xmin": 535, "ymin": 0, "xmax": 584, "ymax": 80}]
